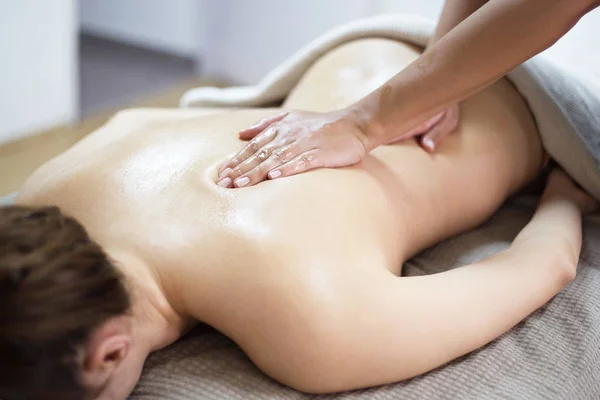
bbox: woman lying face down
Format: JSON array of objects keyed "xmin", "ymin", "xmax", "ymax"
[{"xmin": 0, "ymin": 38, "xmax": 596, "ymax": 400}]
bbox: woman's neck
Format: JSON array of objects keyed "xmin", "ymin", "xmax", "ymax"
[{"xmin": 108, "ymin": 249, "xmax": 191, "ymax": 351}]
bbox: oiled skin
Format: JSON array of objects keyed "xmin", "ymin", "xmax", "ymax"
[{"xmin": 18, "ymin": 40, "xmax": 544, "ymax": 392}]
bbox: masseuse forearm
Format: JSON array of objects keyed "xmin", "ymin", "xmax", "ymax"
[
  {"xmin": 352, "ymin": 0, "xmax": 596, "ymax": 149},
  {"xmin": 430, "ymin": 0, "xmax": 489, "ymax": 44}
]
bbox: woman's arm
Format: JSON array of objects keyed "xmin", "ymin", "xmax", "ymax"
[
  {"xmin": 357, "ymin": 0, "xmax": 598, "ymax": 148},
  {"xmin": 308, "ymin": 170, "xmax": 596, "ymax": 392}
]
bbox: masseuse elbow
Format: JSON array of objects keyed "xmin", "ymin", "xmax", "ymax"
[
  {"xmin": 579, "ymin": 0, "xmax": 600, "ymax": 10},
  {"xmin": 563, "ymin": 0, "xmax": 599, "ymax": 28}
]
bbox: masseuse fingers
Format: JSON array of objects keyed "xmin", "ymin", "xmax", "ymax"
[
  {"xmin": 231, "ymin": 143, "xmax": 301, "ymax": 188},
  {"xmin": 238, "ymin": 112, "xmax": 288, "ymax": 140},
  {"xmin": 218, "ymin": 125, "xmax": 278, "ymax": 176},
  {"xmin": 225, "ymin": 142, "xmax": 280, "ymax": 186},
  {"xmin": 405, "ymin": 110, "xmax": 446, "ymax": 138},
  {"xmin": 385, "ymin": 111, "xmax": 446, "ymax": 145},
  {"xmin": 421, "ymin": 105, "xmax": 460, "ymax": 152},
  {"xmin": 267, "ymin": 149, "xmax": 321, "ymax": 180}
]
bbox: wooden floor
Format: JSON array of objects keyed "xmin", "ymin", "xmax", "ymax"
[{"xmin": 0, "ymin": 79, "xmax": 222, "ymax": 196}]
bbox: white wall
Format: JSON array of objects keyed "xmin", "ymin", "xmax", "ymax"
[
  {"xmin": 200, "ymin": 0, "xmax": 600, "ymax": 85},
  {"xmin": 80, "ymin": 0, "xmax": 200, "ymax": 58},
  {"xmin": 200, "ymin": 0, "xmax": 372, "ymax": 83},
  {"xmin": 369, "ymin": 0, "xmax": 444, "ymax": 18},
  {"xmin": 540, "ymin": 9, "xmax": 600, "ymax": 79},
  {"xmin": 0, "ymin": 0, "xmax": 77, "ymax": 144},
  {"xmin": 200, "ymin": 0, "xmax": 444, "ymax": 84}
]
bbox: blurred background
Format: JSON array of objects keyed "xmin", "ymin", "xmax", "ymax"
[{"xmin": 1, "ymin": 0, "xmax": 600, "ymax": 196}]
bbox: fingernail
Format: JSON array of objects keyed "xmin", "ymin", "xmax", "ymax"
[
  {"xmin": 217, "ymin": 177, "xmax": 232, "ymax": 188},
  {"xmin": 423, "ymin": 137, "xmax": 435, "ymax": 151},
  {"xmin": 268, "ymin": 170, "xmax": 282, "ymax": 179},
  {"xmin": 219, "ymin": 167, "xmax": 232, "ymax": 177},
  {"xmin": 235, "ymin": 177, "xmax": 250, "ymax": 187}
]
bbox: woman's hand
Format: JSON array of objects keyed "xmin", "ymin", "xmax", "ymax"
[{"xmin": 216, "ymin": 110, "xmax": 369, "ymax": 188}]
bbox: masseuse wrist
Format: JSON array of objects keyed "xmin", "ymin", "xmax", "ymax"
[{"xmin": 345, "ymin": 102, "xmax": 387, "ymax": 153}]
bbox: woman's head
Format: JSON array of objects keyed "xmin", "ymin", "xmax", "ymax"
[{"xmin": 0, "ymin": 205, "xmax": 131, "ymax": 399}]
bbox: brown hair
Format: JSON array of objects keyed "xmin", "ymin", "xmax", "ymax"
[{"xmin": 0, "ymin": 205, "xmax": 130, "ymax": 400}]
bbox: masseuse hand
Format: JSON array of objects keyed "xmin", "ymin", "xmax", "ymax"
[
  {"xmin": 216, "ymin": 110, "xmax": 369, "ymax": 188},
  {"xmin": 216, "ymin": 106, "xmax": 458, "ymax": 188},
  {"xmin": 388, "ymin": 104, "xmax": 459, "ymax": 151}
]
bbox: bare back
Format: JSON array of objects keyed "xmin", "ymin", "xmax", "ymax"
[{"xmin": 17, "ymin": 39, "xmax": 543, "ymax": 388}]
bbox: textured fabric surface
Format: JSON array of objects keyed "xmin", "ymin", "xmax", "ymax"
[
  {"xmin": 130, "ymin": 197, "xmax": 600, "ymax": 399},
  {"xmin": 180, "ymin": 14, "xmax": 600, "ymax": 201},
  {"xmin": 509, "ymin": 61, "xmax": 600, "ymax": 200}
]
